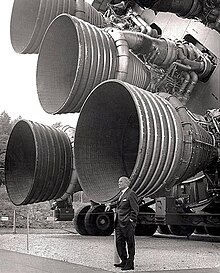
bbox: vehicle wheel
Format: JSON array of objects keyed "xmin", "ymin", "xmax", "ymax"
[
  {"xmin": 135, "ymin": 205, "xmax": 158, "ymax": 236},
  {"xmin": 73, "ymin": 205, "xmax": 91, "ymax": 235},
  {"xmin": 203, "ymin": 206, "xmax": 220, "ymax": 236},
  {"xmin": 205, "ymin": 227, "xmax": 220, "ymax": 236},
  {"xmin": 85, "ymin": 205, "xmax": 114, "ymax": 236},
  {"xmin": 168, "ymin": 225, "xmax": 195, "ymax": 236},
  {"xmin": 194, "ymin": 226, "xmax": 207, "ymax": 234},
  {"xmin": 157, "ymin": 225, "xmax": 171, "ymax": 235}
]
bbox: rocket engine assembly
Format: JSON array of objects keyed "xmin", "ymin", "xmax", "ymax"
[
  {"xmin": 5, "ymin": 0, "xmax": 220, "ymax": 236},
  {"xmin": 36, "ymin": 14, "xmax": 216, "ymax": 114}
]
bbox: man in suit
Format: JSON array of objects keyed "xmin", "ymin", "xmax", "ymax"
[{"xmin": 106, "ymin": 176, "xmax": 139, "ymax": 270}]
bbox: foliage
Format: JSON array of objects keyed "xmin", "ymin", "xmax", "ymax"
[
  {"xmin": 52, "ymin": 121, "xmax": 63, "ymax": 129},
  {"xmin": 0, "ymin": 185, "xmax": 73, "ymax": 229},
  {"xmin": 0, "ymin": 112, "xmax": 22, "ymax": 185}
]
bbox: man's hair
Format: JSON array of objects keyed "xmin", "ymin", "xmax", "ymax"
[{"xmin": 119, "ymin": 176, "xmax": 131, "ymax": 185}]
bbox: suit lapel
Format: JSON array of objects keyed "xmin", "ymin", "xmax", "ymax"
[{"xmin": 119, "ymin": 188, "xmax": 130, "ymax": 205}]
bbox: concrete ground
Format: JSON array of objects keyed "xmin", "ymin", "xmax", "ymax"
[
  {"xmin": 0, "ymin": 229, "xmax": 220, "ymax": 272},
  {"xmin": 1, "ymin": 249, "xmax": 220, "ymax": 273}
]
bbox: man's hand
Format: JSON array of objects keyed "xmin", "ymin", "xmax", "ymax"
[{"xmin": 105, "ymin": 204, "xmax": 111, "ymax": 212}]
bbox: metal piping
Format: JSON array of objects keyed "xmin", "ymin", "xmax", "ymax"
[
  {"xmin": 129, "ymin": 12, "xmax": 153, "ymax": 35},
  {"xmin": 56, "ymin": 125, "xmax": 82, "ymax": 202},
  {"xmin": 113, "ymin": 30, "xmax": 168, "ymax": 63},
  {"xmin": 121, "ymin": 31, "xmax": 210, "ymax": 77},
  {"xmin": 74, "ymin": 80, "xmax": 218, "ymax": 203},
  {"xmin": 106, "ymin": 28, "xmax": 130, "ymax": 81},
  {"xmin": 5, "ymin": 120, "xmax": 75, "ymax": 206},
  {"xmin": 182, "ymin": 71, "xmax": 198, "ymax": 103},
  {"xmin": 179, "ymin": 72, "xmax": 191, "ymax": 95},
  {"xmin": 118, "ymin": 30, "xmax": 176, "ymax": 67},
  {"xmin": 10, "ymin": 0, "xmax": 106, "ymax": 54}
]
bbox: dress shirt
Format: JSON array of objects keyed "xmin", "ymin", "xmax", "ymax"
[{"xmin": 119, "ymin": 187, "xmax": 129, "ymax": 200}]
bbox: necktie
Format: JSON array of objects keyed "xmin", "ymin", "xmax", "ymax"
[{"xmin": 119, "ymin": 191, "xmax": 123, "ymax": 201}]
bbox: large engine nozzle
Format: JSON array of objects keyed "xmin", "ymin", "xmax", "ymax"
[
  {"xmin": 5, "ymin": 120, "xmax": 78, "ymax": 206},
  {"xmin": 134, "ymin": 0, "xmax": 201, "ymax": 17},
  {"xmin": 37, "ymin": 15, "xmax": 151, "ymax": 114},
  {"xmin": 74, "ymin": 80, "xmax": 217, "ymax": 203},
  {"xmin": 10, "ymin": 0, "xmax": 106, "ymax": 54}
]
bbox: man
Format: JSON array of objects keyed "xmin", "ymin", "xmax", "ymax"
[{"xmin": 106, "ymin": 176, "xmax": 139, "ymax": 270}]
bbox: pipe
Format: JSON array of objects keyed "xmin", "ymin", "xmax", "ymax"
[
  {"xmin": 122, "ymin": 31, "xmax": 208, "ymax": 75},
  {"xmin": 5, "ymin": 120, "xmax": 74, "ymax": 206},
  {"xmin": 10, "ymin": 0, "xmax": 106, "ymax": 54},
  {"xmin": 182, "ymin": 71, "xmax": 198, "ymax": 103},
  {"xmin": 129, "ymin": 13, "xmax": 153, "ymax": 35},
  {"xmin": 133, "ymin": 4, "xmax": 156, "ymax": 25},
  {"xmin": 118, "ymin": 30, "xmax": 177, "ymax": 67},
  {"xmin": 117, "ymin": 30, "xmax": 154, "ymax": 55},
  {"xmin": 37, "ymin": 15, "xmax": 151, "ymax": 114},
  {"xmin": 56, "ymin": 125, "xmax": 82, "ymax": 201},
  {"xmin": 179, "ymin": 72, "xmax": 191, "ymax": 94},
  {"xmin": 74, "ymin": 80, "xmax": 218, "ymax": 203}
]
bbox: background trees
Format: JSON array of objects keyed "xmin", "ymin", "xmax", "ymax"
[{"xmin": 0, "ymin": 111, "xmax": 19, "ymax": 185}]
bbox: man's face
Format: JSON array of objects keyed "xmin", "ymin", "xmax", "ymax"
[{"xmin": 118, "ymin": 177, "xmax": 129, "ymax": 190}]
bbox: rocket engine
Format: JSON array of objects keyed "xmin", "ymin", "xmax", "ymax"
[
  {"xmin": 5, "ymin": 120, "xmax": 80, "ymax": 205},
  {"xmin": 74, "ymin": 80, "xmax": 219, "ymax": 202}
]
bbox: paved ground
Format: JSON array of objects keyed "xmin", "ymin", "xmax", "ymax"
[
  {"xmin": 1, "ymin": 249, "xmax": 220, "ymax": 273},
  {"xmin": 0, "ymin": 229, "xmax": 220, "ymax": 272}
]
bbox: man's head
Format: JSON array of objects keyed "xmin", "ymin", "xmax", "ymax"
[{"xmin": 118, "ymin": 176, "xmax": 130, "ymax": 190}]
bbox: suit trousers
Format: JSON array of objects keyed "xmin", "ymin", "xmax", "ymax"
[{"xmin": 115, "ymin": 221, "xmax": 136, "ymax": 263}]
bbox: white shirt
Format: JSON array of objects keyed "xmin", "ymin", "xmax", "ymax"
[
  {"xmin": 121, "ymin": 187, "xmax": 129, "ymax": 195},
  {"xmin": 119, "ymin": 187, "xmax": 129, "ymax": 200}
]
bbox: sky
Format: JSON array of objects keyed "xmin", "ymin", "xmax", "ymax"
[{"xmin": 0, "ymin": 0, "xmax": 82, "ymax": 127}]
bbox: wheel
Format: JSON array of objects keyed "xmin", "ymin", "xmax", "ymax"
[
  {"xmin": 84, "ymin": 205, "xmax": 114, "ymax": 236},
  {"xmin": 203, "ymin": 206, "xmax": 220, "ymax": 236},
  {"xmin": 157, "ymin": 225, "xmax": 171, "ymax": 235},
  {"xmin": 194, "ymin": 226, "xmax": 207, "ymax": 234},
  {"xmin": 205, "ymin": 227, "xmax": 220, "ymax": 236},
  {"xmin": 168, "ymin": 225, "xmax": 195, "ymax": 236},
  {"xmin": 135, "ymin": 205, "xmax": 158, "ymax": 236},
  {"xmin": 73, "ymin": 205, "xmax": 91, "ymax": 235}
]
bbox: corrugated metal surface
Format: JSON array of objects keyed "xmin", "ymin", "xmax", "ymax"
[
  {"xmin": 10, "ymin": 0, "xmax": 105, "ymax": 53},
  {"xmin": 74, "ymin": 80, "xmax": 217, "ymax": 203},
  {"xmin": 5, "ymin": 120, "xmax": 73, "ymax": 205}
]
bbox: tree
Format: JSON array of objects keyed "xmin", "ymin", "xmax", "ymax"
[
  {"xmin": 0, "ymin": 112, "xmax": 22, "ymax": 185},
  {"xmin": 11, "ymin": 115, "xmax": 22, "ymax": 128},
  {"xmin": 0, "ymin": 111, "xmax": 12, "ymax": 135},
  {"xmin": 52, "ymin": 121, "xmax": 62, "ymax": 129}
]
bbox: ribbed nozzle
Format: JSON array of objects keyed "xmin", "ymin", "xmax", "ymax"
[
  {"xmin": 5, "ymin": 120, "xmax": 73, "ymax": 205},
  {"xmin": 10, "ymin": 0, "xmax": 105, "ymax": 53},
  {"xmin": 37, "ymin": 15, "xmax": 151, "ymax": 114},
  {"xmin": 74, "ymin": 80, "xmax": 217, "ymax": 203}
]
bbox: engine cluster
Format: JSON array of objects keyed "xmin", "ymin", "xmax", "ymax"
[
  {"xmin": 6, "ymin": 0, "xmax": 220, "ymax": 204},
  {"xmin": 102, "ymin": 0, "xmax": 217, "ymax": 105}
]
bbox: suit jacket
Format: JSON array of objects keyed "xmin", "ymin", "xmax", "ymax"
[{"xmin": 115, "ymin": 188, "xmax": 139, "ymax": 228}]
